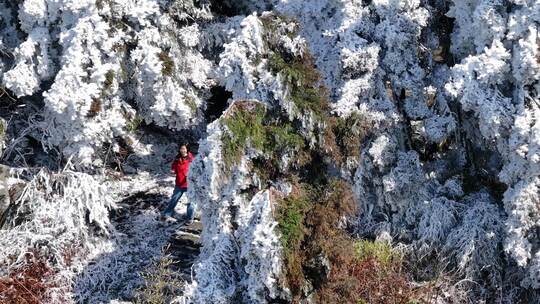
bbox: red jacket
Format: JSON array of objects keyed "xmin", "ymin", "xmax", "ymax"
[{"xmin": 171, "ymin": 152, "xmax": 193, "ymax": 189}]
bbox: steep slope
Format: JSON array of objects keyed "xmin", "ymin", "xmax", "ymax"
[{"xmin": 0, "ymin": 0, "xmax": 539, "ymax": 303}]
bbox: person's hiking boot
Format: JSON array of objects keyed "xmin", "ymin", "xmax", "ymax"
[
  {"xmin": 162, "ymin": 214, "xmax": 177, "ymax": 224},
  {"xmin": 184, "ymin": 215, "xmax": 194, "ymax": 225}
]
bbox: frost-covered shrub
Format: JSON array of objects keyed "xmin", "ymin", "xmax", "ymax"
[
  {"xmin": 499, "ymin": 99, "xmax": 540, "ymax": 186},
  {"xmin": 443, "ymin": 192, "xmax": 503, "ymax": 290},
  {"xmin": 445, "ymin": 40, "xmax": 513, "ymax": 142},
  {"xmin": 444, "ymin": 0, "xmax": 540, "ymax": 292},
  {"xmin": 1, "ymin": 0, "xmax": 57, "ymax": 97},
  {"xmin": 416, "ymin": 197, "xmax": 458, "ymax": 252},
  {"xmin": 179, "ymin": 117, "xmax": 284, "ymax": 303},
  {"xmin": 447, "ymin": 0, "xmax": 507, "ymax": 59},
  {"xmin": 354, "ymin": 140, "xmax": 504, "ymax": 295},
  {"xmin": 354, "ymin": 150, "xmax": 433, "ymax": 239},
  {"xmin": 503, "ymin": 178, "xmax": 540, "ymax": 288},
  {"xmin": 0, "ymin": 168, "xmax": 115, "ymax": 302},
  {"xmin": 0, "ymin": 0, "xmax": 214, "ymax": 166},
  {"xmin": 216, "ymin": 14, "xmax": 268, "ymax": 101},
  {"xmin": 0, "ymin": 169, "xmax": 114, "ymax": 263},
  {"xmin": 1, "ymin": 1, "xmax": 131, "ymax": 165},
  {"xmin": 129, "ymin": 22, "xmax": 213, "ymax": 131}
]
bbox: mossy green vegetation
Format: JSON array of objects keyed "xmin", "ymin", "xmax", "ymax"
[
  {"xmin": 104, "ymin": 70, "xmax": 115, "ymax": 91},
  {"xmin": 126, "ymin": 114, "xmax": 144, "ymax": 133},
  {"xmin": 275, "ymin": 189, "xmax": 309, "ymax": 254},
  {"xmin": 158, "ymin": 51, "xmax": 175, "ymax": 77},
  {"xmin": 262, "ymin": 15, "xmax": 329, "ymax": 121},
  {"xmin": 267, "ymin": 52, "xmax": 319, "ymax": 87},
  {"xmin": 354, "ymin": 240, "xmax": 402, "ymax": 267},
  {"xmin": 221, "ymin": 101, "xmax": 305, "ymax": 171},
  {"xmin": 266, "ymin": 123, "xmax": 305, "ymax": 153},
  {"xmin": 221, "ymin": 102, "xmax": 267, "ymax": 169}
]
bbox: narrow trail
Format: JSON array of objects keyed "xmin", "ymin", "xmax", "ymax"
[
  {"xmin": 166, "ymin": 221, "xmax": 202, "ymax": 279},
  {"xmin": 113, "ymin": 181, "xmax": 203, "ymax": 293},
  {"xmin": 75, "ymin": 177, "xmax": 202, "ymax": 303}
]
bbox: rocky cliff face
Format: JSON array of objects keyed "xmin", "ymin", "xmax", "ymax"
[{"xmin": 0, "ymin": 0, "xmax": 539, "ymax": 303}]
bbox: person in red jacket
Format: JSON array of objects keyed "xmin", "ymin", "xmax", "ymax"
[{"xmin": 162, "ymin": 143, "xmax": 194, "ymax": 222}]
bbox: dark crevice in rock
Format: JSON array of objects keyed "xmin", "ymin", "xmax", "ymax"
[
  {"xmin": 434, "ymin": 4, "xmax": 456, "ymax": 66},
  {"xmin": 205, "ymin": 85, "xmax": 231, "ymax": 123},
  {"xmin": 208, "ymin": 0, "xmax": 249, "ymax": 17}
]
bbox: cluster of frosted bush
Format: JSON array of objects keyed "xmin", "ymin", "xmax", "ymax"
[
  {"xmin": 0, "ymin": 0, "xmax": 213, "ymax": 166},
  {"xmin": 174, "ymin": 0, "xmax": 540, "ymax": 300},
  {"xmin": 444, "ymin": 0, "xmax": 540, "ymax": 291},
  {"xmin": 0, "ymin": 167, "xmax": 115, "ymax": 302},
  {"xmin": 272, "ymin": 0, "xmax": 539, "ymax": 299}
]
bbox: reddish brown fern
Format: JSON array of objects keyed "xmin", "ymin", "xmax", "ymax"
[{"xmin": 0, "ymin": 253, "xmax": 55, "ymax": 304}]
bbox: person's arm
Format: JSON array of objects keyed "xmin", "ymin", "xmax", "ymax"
[{"xmin": 171, "ymin": 160, "xmax": 177, "ymax": 174}]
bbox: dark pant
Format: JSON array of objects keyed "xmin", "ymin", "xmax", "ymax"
[{"xmin": 163, "ymin": 186, "xmax": 193, "ymax": 219}]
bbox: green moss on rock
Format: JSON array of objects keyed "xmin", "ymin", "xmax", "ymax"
[
  {"xmin": 221, "ymin": 102, "xmax": 267, "ymax": 169},
  {"xmin": 332, "ymin": 112, "xmax": 367, "ymax": 159},
  {"xmin": 158, "ymin": 51, "xmax": 175, "ymax": 77},
  {"xmin": 221, "ymin": 101, "xmax": 306, "ymax": 171}
]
